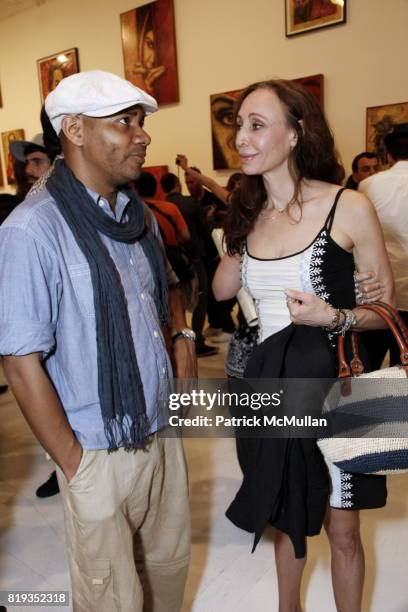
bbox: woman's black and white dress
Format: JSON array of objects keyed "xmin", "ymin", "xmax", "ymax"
[{"xmin": 238, "ymin": 188, "xmax": 387, "ymax": 513}]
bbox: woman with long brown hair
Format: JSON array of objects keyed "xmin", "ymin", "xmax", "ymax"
[{"xmin": 213, "ymin": 79, "xmax": 394, "ymax": 612}]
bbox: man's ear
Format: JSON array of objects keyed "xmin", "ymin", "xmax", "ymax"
[{"xmin": 60, "ymin": 115, "xmax": 84, "ymax": 146}]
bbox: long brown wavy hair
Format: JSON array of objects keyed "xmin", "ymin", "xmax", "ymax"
[{"xmin": 223, "ymin": 79, "xmax": 345, "ymax": 255}]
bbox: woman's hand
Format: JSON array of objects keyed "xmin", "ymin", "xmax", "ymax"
[
  {"xmin": 284, "ymin": 289, "xmax": 334, "ymax": 327},
  {"xmin": 354, "ymin": 271, "xmax": 385, "ymax": 304}
]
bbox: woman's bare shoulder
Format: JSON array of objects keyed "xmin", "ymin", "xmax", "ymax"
[
  {"xmin": 338, "ymin": 188, "xmax": 375, "ymax": 216},
  {"xmin": 335, "ymin": 188, "xmax": 379, "ymax": 239}
]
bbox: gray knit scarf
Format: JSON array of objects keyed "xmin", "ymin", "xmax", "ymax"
[{"xmin": 47, "ymin": 159, "xmax": 169, "ymax": 451}]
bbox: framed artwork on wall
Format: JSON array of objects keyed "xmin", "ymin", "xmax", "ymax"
[
  {"xmin": 37, "ymin": 47, "xmax": 79, "ymax": 103},
  {"xmin": 366, "ymin": 102, "xmax": 408, "ymax": 170},
  {"xmin": 285, "ymin": 0, "xmax": 346, "ymax": 37},
  {"xmin": 0, "ymin": 153, "xmax": 4, "ymax": 187},
  {"xmin": 121, "ymin": 0, "xmax": 179, "ymax": 105},
  {"xmin": 210, "ymin": 88, "xmax": 242, "ymax": 170},
  {"xmin": 293, "ymin": 73, "xmax": 324, "ymax": 109},
  {"xmin": 1, "ymin": 129, "xmax": 25, "ymax": 185}
]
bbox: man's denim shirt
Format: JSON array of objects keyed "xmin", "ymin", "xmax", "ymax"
[{"xmin": 0, "ymin": 187, "xmax": 177, "ymax": 449}]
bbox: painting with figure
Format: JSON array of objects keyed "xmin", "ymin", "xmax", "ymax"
[
  {"xmin": 210, "ymin": 89, "xmax": 242, "ymax": 170},
  {"xmin": 37, "ymin": 48, "xmax": 79, "ymax": 103},
  {"xmin": 2, "ymin": 129, "xmax": 25, "ymax": 185},
  {"xmin": 367, "ymin": 102, "xmax": 408, "ymax": 170},
  {"xmin": 121, "ymin": 0, "xmax": 179, "ymax": 105},
  {"xmin": 286, "ymin": 0, "xmax": 346, "ymax": 36}
]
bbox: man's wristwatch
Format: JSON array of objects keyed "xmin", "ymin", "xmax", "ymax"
[{"xmin": 171, "ymin": 328, "xmax": 196, "ymax": 343}]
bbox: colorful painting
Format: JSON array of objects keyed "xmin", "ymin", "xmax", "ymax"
[
  {"xmin": 37, "ymin": 48, "xmax": 79, "ymax": 103},
  {"xmin": 366, "ymin": 102, "xmax": 408, "ymax": 170},
  {"xmin": 210, "ymin": 75, "xmax": 324, "ymax": 170},
  {"xmin": 0, "ymin": 152, "xmax": 4, "ymax": 187},
  {"xmin": 143, "ymin": 165, "xmax": 169, "ymax": 199},
  {"xmin": 1, "ymin": 129, "xmax": 25, "ymax": 185},
  {"xmin": 210, "ymin": 89, "xmax": 242, "ymax": 170},
  {"xmin": 293, "ymin": 74, "xmax": 324, "ymax": 109},
  {"xmin": 121, "ymin": 0, "xmax": 179, "ymax": 105},
  {"xmin": 285, "ymin": 0, "xmax": 346, "ymax": 37}
]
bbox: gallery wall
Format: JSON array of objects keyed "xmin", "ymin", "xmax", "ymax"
[{"xmin": 0, "ymin": 0, "xmax": 407, "ymax": 192}]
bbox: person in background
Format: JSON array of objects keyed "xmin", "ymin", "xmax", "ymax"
[
  {"xmin": 0, "ymin": 158, "xmax": 31, "ymax": 226},
  {"xmin": 134, "ymin": 171, "xmax": 190, "ymax": 246},
  {"xmin": 134, "ymin": 172, "xmax": 195, "ymax": 312},
  {"xmin": 183, "ymin": 163, "xmax": 225, "ymax": 216},
  {"xmin": 225, "ymin": 171, "xmax": 242, "ymax": 194},
  {"xmin": 176, "ymin": 154, "xmax": 241, "ymax": 206},
  {"xmin": 359, "ymin": 123, "xmax": 408, "ymax": 369},
  {"xmin": 160, "ymin": 172, "xmax": 217, "ymax": 357},
  {"xmin": 10, "ymin": 133, "xmax": 51, "ymax": 187},
  {"xmin": 176, "ymin": 155, "xmax": 238, "ymax": 341},
  {"xmin": 344, "ymin": 151, "xmax": 378, "ymax": 190}
]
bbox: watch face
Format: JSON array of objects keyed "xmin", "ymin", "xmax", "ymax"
[
  {"xmin": 182, "ymin": 329, "xmax": 196, "ymax": 341},
  {"xmin": 172, "ymin": 328, "xmax": 196, "ymax": 343}
]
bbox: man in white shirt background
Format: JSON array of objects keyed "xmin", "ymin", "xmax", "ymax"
[{"xmin": 359, "ymin": 123, "xmax": 408, "ymax": 368}]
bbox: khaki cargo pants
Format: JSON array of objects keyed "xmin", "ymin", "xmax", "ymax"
[{"xmin": 56, "ymin": 435, "xmax": 190, "ymax": 612}]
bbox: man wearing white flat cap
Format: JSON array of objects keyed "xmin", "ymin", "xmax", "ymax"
[{"xmin": 0, "ymin": 70, "xmax": 195, "ymax": 612}]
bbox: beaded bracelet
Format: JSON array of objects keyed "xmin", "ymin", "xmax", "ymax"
[
  {"xmin": 325, "ymin": 307, "xmax": 342, "ymax": 332},
  {"xmin": 331, "ymin": 308, "xmax": 357, "ymax": 336}
]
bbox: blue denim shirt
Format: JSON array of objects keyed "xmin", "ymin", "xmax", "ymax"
[{"xmin": 0, "ymin": 187, "xmax": 177, "ymax": 449}]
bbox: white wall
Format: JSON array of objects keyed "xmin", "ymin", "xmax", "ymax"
[{"xmin": 0, "ymin": 0, "xmax": 407, "ymax": 192}]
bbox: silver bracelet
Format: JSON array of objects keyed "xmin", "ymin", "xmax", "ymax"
[{"xmin": 331, "ymin": 309, "xmax": 357, "ymax": 336}]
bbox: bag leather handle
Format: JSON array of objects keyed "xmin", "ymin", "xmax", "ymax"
[
  {"xmin": 337, "ymin": 301, "xmax": 408, "ymax": 378},
  {"xmin": 355, "ymin": 302, "xmax": 408, "ymax": 368},
  {"xmin": 369, "ymin": 301, "xmax": 408, "ymax": 346}
]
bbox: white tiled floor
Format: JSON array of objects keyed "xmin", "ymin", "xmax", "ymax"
[{"xmin": 1, "ymin": 341, "xmax": 407, "ymax": 612}]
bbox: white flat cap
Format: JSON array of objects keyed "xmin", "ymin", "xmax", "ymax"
[{"xmin": 45, "ymin": 70, "xmax": 158, "ymax": 134}]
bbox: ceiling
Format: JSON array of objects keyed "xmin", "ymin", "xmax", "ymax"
[{"xmin": 0, "ymin": 0, "xmax": 47, "ymax": 22}]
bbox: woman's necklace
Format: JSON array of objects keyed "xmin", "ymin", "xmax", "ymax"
[{"xmin": 260, "ymin": 202, "xmax": 288, "ymax": 222}]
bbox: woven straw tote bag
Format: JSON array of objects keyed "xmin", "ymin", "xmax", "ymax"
[{"xmin": 318, "ymin": 302, "xmax": 408, "ymax": 475}]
